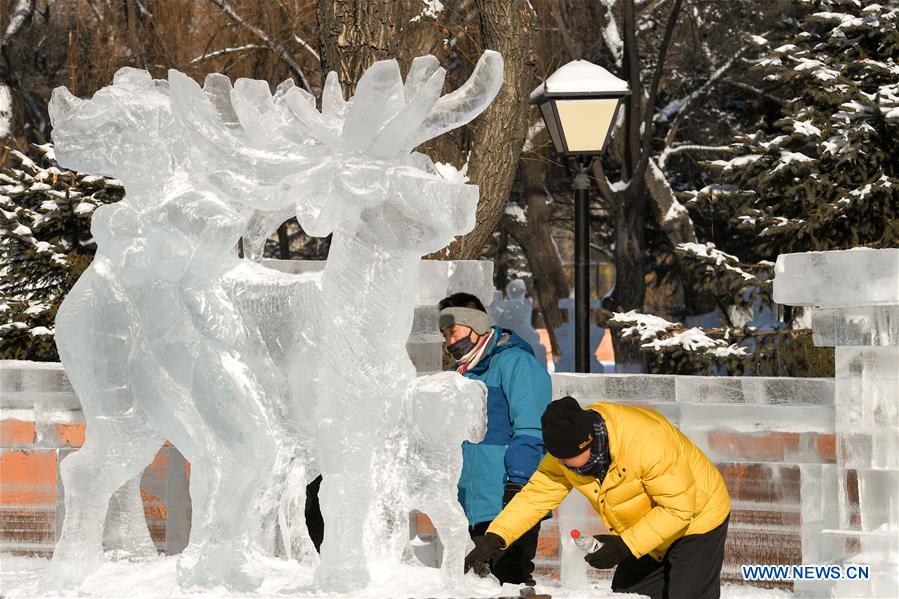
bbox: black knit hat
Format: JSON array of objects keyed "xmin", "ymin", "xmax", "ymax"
[{"xmin": 541, "ymin": 396, "xmax": 594, "ymax": 459}]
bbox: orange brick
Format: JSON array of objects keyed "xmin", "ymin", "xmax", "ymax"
[
  {"xmin": 415, "ymin": 512, "xmax": 436, "ymax": 536},
  {"xmin": 0, "ymin": 450, "xmax": 57, "ymax": 505},
  {"xmin": 536, "ymin": 530, "xmax": 559, "ymax": 558},
  {"xmin": 816, "ymin": 434, "xmax": 836, "ymax": 461},
  {"xmin": 51, "ymin": 423, "xmax": 85, "ymax": 448},
  {"xmin": 708, "ymin": 431, "xmax": 800, "ymax": 462},
  {"xmin": 144, "ymin": 446, "xmax": 170, "ymax": 478},
  {"xmin": 1, "ymin": 419, "xmax": 35, "ymax": 447},
  {"xmin": 140, "ymin": 488, "xmax": 168, "ymax": 522}
]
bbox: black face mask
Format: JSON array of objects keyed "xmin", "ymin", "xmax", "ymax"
[{"xmin": 447, "ymin": 335, "xmax": 477, "ymax": 361}]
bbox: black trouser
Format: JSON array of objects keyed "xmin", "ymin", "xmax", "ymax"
[
  {"xmin": 611, "ymin": 515, "xmax": 729, "ymax": 599},
  {"xmin": 305, "ymin": 475, "xmax": 324, "ymax": 552},
  {"xmin": 469, "ymin": 520, "xmax": 540, "ymax": 585}
]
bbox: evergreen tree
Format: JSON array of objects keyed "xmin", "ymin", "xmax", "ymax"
[
  {"xmin": 0, "ymin": 145, "xmax": 124, "ymax": 360},
  {"xmin": 612, "ymin": 0, "xmax": 898, "ymax": 374}
]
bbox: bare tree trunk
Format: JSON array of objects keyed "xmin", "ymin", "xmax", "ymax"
[
  {"xmin": 436, "ymin": 0, "xmax": 535, "ymax": 259},
  {"xmin": 505, "ymin": 157, "xmax": 568, "ymax": 357},
  {"xmin": 606, "ymin": 0, "xmax": 682, "ymax": 372},
  {"xmin": 317, "ymin": 0, "xmax": 416, "ymax": 95},
  {"xmin": 278, "ymin": 223, "xmax": 290, "ymax": 259},
  {"xmin": 611, "ymin": 190, "xmax": 647, "ymax": 371},
  {"xmin": 495, "ymin": 226, "xmax": 509, "ymax": 292}
]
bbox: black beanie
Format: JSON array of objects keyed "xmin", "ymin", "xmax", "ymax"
[{"xmin": 541, "ymin": 396, "xmax": 594, "ymax": 459}]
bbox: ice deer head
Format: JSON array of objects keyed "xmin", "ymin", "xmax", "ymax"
[
  {"xmin": 49, "ymin": 68, "xmax": 177, "ymax": 191},
  {"xmin": 275, "ymin": 52, "xmax": 504, "ymax": 253},
  {"xmin": 167, "ymin": 52, "xmax": 503, "ymax": 254}
]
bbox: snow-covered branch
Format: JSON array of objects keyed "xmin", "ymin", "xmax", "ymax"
[
  {"xmin": 609, "ymin": 309, "xmax": 748, "ymax": 362},
  {"xmin": 293, "ymin": 34, "xmax": 319, "ymax": 62},
  {"xmin": 0, "ymin": 0, "xmax": 34, "ymax": 48},
  {"xmin": 599, "ymin": 0, "xmax": 623, "ymax": 67},
  {"xmin": 189, "ymin": 44, "xmax": 261, "ymax": 66},
  {"xmin": 658, "ymin": 144, "xmax": 732, "ymax": 169}
]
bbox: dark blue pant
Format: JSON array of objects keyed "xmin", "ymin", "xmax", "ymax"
[
  {"xmin": 469, "ymin": 520, "xmax": 540, "ymax": 585},
  {"xmin": 611, "ymin": 515, "xmax": 730, "ymax": 599}
]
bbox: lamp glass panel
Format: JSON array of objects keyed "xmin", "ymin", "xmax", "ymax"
[
  {"xmin": 555, "ymin": 98, "xmax": 620, "ymax": 152},
  {"xmin": 538, "ymin": 101, "xmax": 565, "ymax": 153}
]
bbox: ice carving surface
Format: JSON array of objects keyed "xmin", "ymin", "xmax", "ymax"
[
  {"xmin": 369, "ymin": 372, "xmax": 486, "ymax": 586},
  {"xmin": 489, "ymin": 279, "xmax": 548, "ymax": 366},
  {"xmin": 44, "ymin": 51, "xmax": 504, "ymax": 593}
]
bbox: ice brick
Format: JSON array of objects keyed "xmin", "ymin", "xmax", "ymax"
[
  {"xmin": 800, "ymin": 464, "xmax": 840, "ymax": 564},
  {"xmin": 773, "ymin": 248, "xmax": 899, "ymax": 307},
  {"xmin": 817, "ymin": 529, "xmax": 898, "ymax": 599},
  {"xmin": 679, "ymin": 403, "xmax": 834, "ymax": 434},
  {"xmin": 834, "ymin": 347, "xmax": 899, "ymax": 469},
  {"xmin": 0, "ymin": 361, "xmax": 74, "ymax": 396},
  {"xmin": 837, "ymin": 432, "xmax": 899, "ymax": 470},
  {"xmin": 811, "ymin": 305, "xmax": 899, "ymax": 347},
  {"xmin": 675, "ymin": 376, "xmax": 833, "ymax": 405},
  {"xmin": 552, "ymin": 373, "xmax": 676, "ymax": 405}
]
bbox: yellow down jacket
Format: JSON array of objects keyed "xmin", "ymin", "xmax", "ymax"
[{"xmin": 487, "ymin": 402, "xmax": 730, "ymax": 561}]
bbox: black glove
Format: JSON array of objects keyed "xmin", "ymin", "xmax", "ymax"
[
  {"xmin": 464, "ymin": 532, "xmax": 505, "ymax": 577},
  {"xmin": 584, "ymin": 534, "xmax": 631, "ymax": 569},
  {"xmin": 502, "ymin": 481, "xmax": 523, "ymax": 506}
]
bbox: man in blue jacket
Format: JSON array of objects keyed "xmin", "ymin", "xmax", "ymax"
[{"xmin": 438, "ymin": 292, "xmax": 552, "ymax": 585}]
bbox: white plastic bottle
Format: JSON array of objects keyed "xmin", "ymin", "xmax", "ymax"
[{"xmin": 570, "ymin": 529, "xmax": 602, "ymax": 553}]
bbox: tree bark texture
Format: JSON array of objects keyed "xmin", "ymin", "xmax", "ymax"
[
  {"xmin": 438, "ymin": 0, "xmax": 535, "ymax": 259},
  {"xmin": 317, "ymin": 0, "xmax": 414, "ymax": 95},
  {"xmin": 611, "ymin": 190, "xmax": 647, "ymax": 370},
  {"xmin": 505, "ymin": 156, "xmax": 569, "ymax": 357}
]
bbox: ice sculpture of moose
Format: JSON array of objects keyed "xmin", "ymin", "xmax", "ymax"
[{"xmin": 43, "ymin": 51, "xmax": 502, "ymax": 592}]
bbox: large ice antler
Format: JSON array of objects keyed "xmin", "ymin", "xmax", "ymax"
[{"xmin": 276, "ymin": 50, "xmax": 503, "ymax": 157}]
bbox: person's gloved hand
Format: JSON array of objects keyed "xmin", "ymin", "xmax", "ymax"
[
  {"xmin": 464, "ymin": 532, "xmax": 505, "ymax": 576},
  {"xmin": 584, "ymin": 534, "xmax": 631, "ymax": 569},
  {"xmin": 502, "ymin": 481, "xmax": 523, "ymax": 506}
]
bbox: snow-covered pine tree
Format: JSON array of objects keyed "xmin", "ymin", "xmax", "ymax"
[
  {"xmin": 0, "ymin": 145, "xmax": 124, "ymax": 360},
  {"xmin": 612, "ymin": 0, "xmax": 898, "ymax": 374}
]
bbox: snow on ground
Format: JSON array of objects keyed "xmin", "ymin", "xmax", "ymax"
[{"xmin": 0, "ymin": 554, "xmax": 791, "ymax": 598}]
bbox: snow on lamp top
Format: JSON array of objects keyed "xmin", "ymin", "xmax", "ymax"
[{"xmin": 529, "ymin": 59, "xmax": 629, "ymax": 100}]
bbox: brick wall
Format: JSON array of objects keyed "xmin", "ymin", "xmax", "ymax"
[{"xmin": 0, "ymin": 361, "xmax": 190, "ymax": 556}]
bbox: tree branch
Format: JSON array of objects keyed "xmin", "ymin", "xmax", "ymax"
[
  {"xmin": 189, "ymin": 44, "xmax": 262, "ymax": 66},
  {"xmin": 0, "ymin": 0, "xmax": 35, "ymax": 48},
  {"xmin": 205, "ymin": 0, "xmax": 311, "ymax": 92},
  {"xmin": 631, "ymin": 0, "xmax": 683, "ymax": 186}
]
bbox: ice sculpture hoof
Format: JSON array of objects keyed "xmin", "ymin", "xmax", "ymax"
[
  {"xmin": 314, "ymin": 564, "xmax": 370, "ymax": 593},
  {"xmin": 176, "ymin": 548, "xmax": 261, "ymax": 592},
  {"xmin": 38, "ymin": 554, "xmax": 102, "ymax": 592}
]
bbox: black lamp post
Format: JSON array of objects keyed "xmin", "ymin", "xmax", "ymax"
[{"xmin": 530, "ymin": 60, "xmax": 630, "ymax": 373}]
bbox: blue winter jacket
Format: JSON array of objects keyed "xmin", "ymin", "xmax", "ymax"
[{"xmin": 457, "ymin": 326, "xmax": 552, "ymax": 526}]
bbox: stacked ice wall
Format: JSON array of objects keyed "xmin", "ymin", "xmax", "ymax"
[
  {"xmin": 552, "ymin": 374, "xmax": 835, "ymax": 590},
  {"xmin": 775, "ymin": 248, "xmax": 899, "ymax": 598}
]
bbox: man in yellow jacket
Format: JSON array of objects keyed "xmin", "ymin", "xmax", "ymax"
[{"xmin": 464, "ymin": 396, "xmax": 731, "ymax": 599}]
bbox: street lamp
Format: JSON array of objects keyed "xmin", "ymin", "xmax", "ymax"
[{"xmin": 530, "ymin": 60, "xmax": 630, "ymax": 373}]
